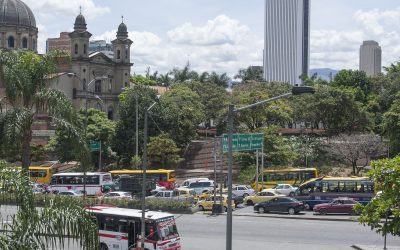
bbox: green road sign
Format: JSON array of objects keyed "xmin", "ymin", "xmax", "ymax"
[
  {"xmin": 222, "ymin": 133, "xmax": 264, "ymax": 152},
  {"xmin": 90, "ymin": 141, "xmax": 100, "ymax": 152}
]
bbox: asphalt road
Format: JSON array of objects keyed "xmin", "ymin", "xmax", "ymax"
[{"xmin": 2, "ymin": 205, "xmax": 400, "ymax": 250}]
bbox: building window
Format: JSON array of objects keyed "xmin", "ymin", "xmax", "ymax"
[
  {"xmin": 74, "ymin": 44, "xmax": 78, "ymax": 54},
  {"xmin": 108, "ymin": 80, "xmax": 112, "ymax": 92},
  {"xmin": 22, "ymin": 37, "xmax": 28, "ymax": 49},
  {"xmin": 108, "ymin": 106, "xmax": 114, "ymax": 120},
  {"xmin": 95, "ymin": 80, "xmax": 101, "ymax": 93},
  {"xmin": 84, "ymin": 44, "xmax": 87, "ymax": 55},
  {"xmin": 8, "ymin": 36, "xmax": 14, "ymax": 48},
  {"xmin": 125, "ymin": 50, "xmax": 128, "ymax": 59},
  {"xmin": 117, "ymin": 50, "xmax": 121, "ymax": 59},
  {"xmin": 83, "ymin": 78, "xmax": 86, "ymax": 90}
]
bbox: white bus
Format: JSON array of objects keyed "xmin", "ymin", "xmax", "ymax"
[
  {"xmin": 50, "ymin": 172, "xmax": 114, "ymax": 196},
  {"xmin": 87, "ymin": 205, "xmax": 181, "ymax": 250}
]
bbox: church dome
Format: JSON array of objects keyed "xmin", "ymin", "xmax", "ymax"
[
  {"xmin": 0, "ymin": 0, "xmax": 36, "ymax": 28},
  {"xmin": 74, "ymin": 13, "xmax": 87, "ymax": 31},
  {"xmin": 116, "ymin": 22, "xmax": 128, "ymax": 39}
]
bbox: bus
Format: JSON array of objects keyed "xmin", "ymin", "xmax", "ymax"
[
  {"xmin": 29, "ymin": 166, "xmax": 53, "ymax": 184},
  {"xmin": 110, "ymin": 169, "xmax": 176, "ymax": 189},
  {"xmin": 87, "ymin": 204, "xmax": 181, "ymax": 250},
  {"xmin": 251, "ymin": 168, "xmax": 318, "ymax": 191},
  {"xmin": 50, "ymin": 172, "xmax": 114, "ymax": 196},
  {"xmin": 294, "ymin": 176, "xmax": 375, "ymax": 210}
]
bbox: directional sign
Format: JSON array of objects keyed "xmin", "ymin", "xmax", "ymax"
[
  {"xmin": 90, "ymin": 141, "xmax": 101, "ymax": 152},
  {"xmin": 222, "ymin": 133, "xmax": 264, "ymax": 152}
]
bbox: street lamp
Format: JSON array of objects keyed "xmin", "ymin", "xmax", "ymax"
[
  {"xmin": 67, "ymin": 73, "xmax": 108, "ymax": 196},
  {"xmin": 225, "ymin": 86, "xmax": 315, "ymax": 250},
  {"xmin": 140, "ymin": 94, "xmax": 161, "ymax": 249}
]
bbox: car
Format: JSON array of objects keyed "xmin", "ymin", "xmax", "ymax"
[
  {"xmin": 187, "ymin": 180, "xmax": 214, "ymax": 195},
  {"xmin": 244, "ymin": 190, "xmax": 284, "ymax": 206},
  {"xmin": 147, "ymin": 190, "xmax": 194, "ymax": 203},
  {"xmin": 313, "ymin": 198, "xmax": 360, "ymax": 215},
  {"xmin": 254, "ymin": 197, "xmax": 304, "ymax": 215},
  {"xmin": 232, "ymin": 185, "xmax": 255, "ymax": 197},
  {"xmin": 263, "ymin": 184, "xmax": 298, "ymax": 196},
  {"xmin": 101, "ymin": 191, "xmax": 132, "ymax": 199},
  {"xmin": 150, "ymin": 185, "xmax": 167, "ymax": 195},
  {"xmin": 197, "ymin": 195, "xmax": 234, "ymax": 212},
  {"xmin": 180, "ymin": 178, "xmax": 210, "ymax": 188},
  {"xmin": 58, "ymin": 190, "xmax": 83, "ymax": 197}
]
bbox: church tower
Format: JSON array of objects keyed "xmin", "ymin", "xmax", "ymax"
[
  {"xmin": 69, "ymin": 11, "xmax": 92, "ymax": 60},
  {"xmin": 112, "ymin": 19, "xmax": 133, "ymax": 89}
]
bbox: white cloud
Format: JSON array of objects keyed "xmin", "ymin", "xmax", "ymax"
[
  {"xmin": 24, "ymin": 0, "xmax": 110, "ymax": 20},
  {"xmin": 310, "ymin": 7, "xmax": 400, "ymax": 70},
  {"xmin": 95, "ymin": 15, "xmax": 263, "ymax": 77}
]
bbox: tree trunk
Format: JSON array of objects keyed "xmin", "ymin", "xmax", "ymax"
[
  {"xmin": 352, "ymin": 161, "xmax": 357, "ymax": 175},
  {"xmin": 21, "ymin": 129, "xmax": 32, "ymax": 172}
]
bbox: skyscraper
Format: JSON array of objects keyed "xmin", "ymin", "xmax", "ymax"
[
  {"xmin": 263, "ymin": 0, "xmax": 310, "ymax": 85},
  {"xmin": 359, "ymin": 40, "xmax": 381, "ymax": 76}
]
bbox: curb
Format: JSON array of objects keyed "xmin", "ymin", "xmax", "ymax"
[{"xmin": 197, "ymin": 211, "xmax": 358, "ymax": 222}]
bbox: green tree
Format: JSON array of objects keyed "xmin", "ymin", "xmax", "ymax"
[
  {"xmin": 147, "ymin": 133, "xmax": 182, "ymax": 169},
  {"xmin": 382, "ymin": 99, "xmax": 400, "ymax": 154},
  {"xmin": 157, "ymin": 84, "xmax": 205, "ymax": 147},
  {"xmin": 112, "ymin": 85, "xmax": 159, "ymax": 166},
  {"xmin": 356, "ymin": 156, "xmax": 400, "ymax": 237},
  {"xmin": 0, "ymin": 50, "xmax": 77, "ymax": 171},
  {"xmin": 235, "ymin": 66, "xmax": 263, "ymax": 82},
  {"xmin": 332, "ymin": 69, "xmax": 372, "ymax": 100},
  {"xmin": 0, "ymin": 161, "xmax": 98, "ymax": 249},
  {"xmin": 169, "ymin": 63, "xmax": 199, "ymax": 84},
  {"xmin": 131, "ymin": 74, "xmax": 157, "ymax": 86}
]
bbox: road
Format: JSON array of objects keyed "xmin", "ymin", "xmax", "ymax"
[
  {"xmin": 177, "ymin": 213, "xmax": 400, "ymax": 250},
  {"xmin": 2, "ymin": 205, "xmax": 400, "ymax": 249}
]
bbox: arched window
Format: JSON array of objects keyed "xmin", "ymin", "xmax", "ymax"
[
  {"xmin": 22, "ymin": 37, "xmax": 28, "ymax": 49},
  {"xmin": 95, "ymin": 80, "xmax": 101, "ymax": 93},
  {"xmin": 125, "ymin": 50, "xmax": 128, "ymax": 59},
  {"xmin": 83, "ymin": 44, "xmax": 87, "ymax": 55},
  {"xmin": 108, "ymin": 79, "xmax": 112, "ymax": 92},
  {"xmin": 74, "ymin": 44, "xmax": 78, "ymax": 54},
  {"xmin": 117, "ymin": 50, "xmax": 121, "ymax": 59},
  {"xmin": 83, "ymin": 78, "xmax": 86, "ymax": 90},
  {"xmin": 108, "ymin": 106, "xmax": 114, "ymax": 120},
  {"xmin": 8, "ymin": 36, "xmax": 14, "ymax": 48}
]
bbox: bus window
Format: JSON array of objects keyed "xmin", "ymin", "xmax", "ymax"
[
  {"xmin": 103, "ymin": 175, "xmax": 111, "ymax": 182},
  {"xmin": 170, "ymin": 172, "xmax": 176, "ymax": 178},
  {"xmin": 344, "ymin": 181, "xmax": 356, "ymax": 192},
  {"xmin": 328, "ymin": 180, "xmax": 339, "ymax": 192},
  {"xmin": 322, "ymin": 181, "xmax": 329, "ymax": 192}
]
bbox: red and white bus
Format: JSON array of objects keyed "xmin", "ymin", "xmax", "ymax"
[{"xmin": 87, "ymin": 205, "xmax": 181, "ymax": 250}]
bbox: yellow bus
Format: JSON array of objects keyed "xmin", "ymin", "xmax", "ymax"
[
  {"xmin": 252, "ymin": 168, "xmax": 318, "ymax": 191},
  {"xmin": 28, "ymin": 166, "xmax": 53, "ymax": 184},
  {"xmin": 109, "ymin": 169, "xmax": 177, "ymax": 189}
]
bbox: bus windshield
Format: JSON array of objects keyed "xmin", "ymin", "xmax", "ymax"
[{"xmin": 156, "ymin": 217, "xmax": 179, "ymax": 241}]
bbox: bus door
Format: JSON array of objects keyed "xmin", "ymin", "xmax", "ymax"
[{"xmin": 128, "ymin": 220, "xmax": 140, "ymax": 249}]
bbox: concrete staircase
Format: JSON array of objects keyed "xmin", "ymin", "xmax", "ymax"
[{"xmin": 176, "ymin": 138, "xmax": 240, "ymax": 183}]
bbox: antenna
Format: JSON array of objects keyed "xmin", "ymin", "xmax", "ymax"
[
  {"xmin": 121, "ymin": 15, "xmax": 124, "ymax": 23},
  {"xmin": 79, "ymin": 6, "xmax": 82, "ymax": 15}
]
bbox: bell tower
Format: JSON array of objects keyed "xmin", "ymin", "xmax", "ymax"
[{"xmin": 69, "ymin": 9, "xmax": 92, "ymax": 60}]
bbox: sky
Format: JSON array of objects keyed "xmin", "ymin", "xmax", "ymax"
[{"xmin": 23, "ymin": 0, "xmax": 400, "ymax": 76}]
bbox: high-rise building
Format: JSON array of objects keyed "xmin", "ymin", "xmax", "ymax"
[
  {"xmin": 263, "ymin": 0, "xmax": 310, "ymax": 85},
  {"xmin": 359, "ymin": 40, "xmax": 381, "ymax": 76}
]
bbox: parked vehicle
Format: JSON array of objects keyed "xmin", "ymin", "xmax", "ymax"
[
  {"xmin": 244, "ymin": 190, "xmax": 284, "ymax": 206},
  {"xmin": 180, "ymin": 177, "xmax": 209, "ymax": 188},
  {"xmin": 231, "ymin": 193, "xmax": 244, "ymax": 207},
  {"xmin": 254, "ymin": 197, "xmax": 304, "ymax": 215},
  {"xmin": 101, "ymin": 191, "xmax": 132, "ymax": 199},
  {"xmin": 294, "ymin": 176, "xmax": 374, "ymax": 210},
  {"xmin": 263, "ymin": 184, "xmax": 298, "ymax": 196},
  {"xmin": 110, "ymin": 169, "xmax": 176, "ymax": 189},
  {"xmin": 147, "ymin": 190, "xmax": 194, "ymax": 203},
  {"xmin": 174, "ymin": 187, "xmax": 197, "ymax": 198},
  {"xmin": 232, "ymin": 185, "xmax": 255, "ymax": 197},
  {"xmin": 313, "ymin": 198, "xmax": 360, "ymax": 215},
  {"xmin": 197, "ymin": 195, "xmax": 234, "ymax": 212},
  {"xmin": 187, "ymin": 180, "xmax": 214, "ymax": 195},
  {"xmin": 58, "ymin": 190, "xmax": 83, "ymax": 196}
]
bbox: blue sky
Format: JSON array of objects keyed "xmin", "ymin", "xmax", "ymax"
[{"xmin": 24, "ymin": 0, "xmax": 400, "ymax": 76}]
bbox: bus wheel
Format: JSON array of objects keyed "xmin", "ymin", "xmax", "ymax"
[
  {"xmin": 304, "ymin": 203, "xmax": 310, "ymax": 210},
  {"xmin": 100, "ymin": 243, "xmax": 108, "ymax": 250}
]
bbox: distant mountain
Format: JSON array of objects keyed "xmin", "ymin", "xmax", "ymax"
[{"xmin": 309, "ymin": 68, "xmax": 339, "ymax": 81}]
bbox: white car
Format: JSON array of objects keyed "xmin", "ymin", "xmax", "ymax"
[
  {"xmin": 263, "ymin": 184, "xmax": 298, "ymax": 197},
  {"xmin": 232, "ymin": 185, "xmax": 255, "ymax": 197},
  {"xmin": 101, "ymin": 191, "xmax": 132, "ymax": 199},
  {"xmin": 58, "ymin": 190, "xmax": 83, "ymax": 197}
]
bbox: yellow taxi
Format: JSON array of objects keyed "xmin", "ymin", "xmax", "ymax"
[
  {"xmin": 174, "ymin": 187, "xmax": 197, "ymax": 198},
  {"xmin": 243, "ymin": 190, "xmax": 284, "ymax": 206},
  {"xmin": 196, "ymin": 189, "xmax": 217, "ymax": 201},
  {"xmin": 197, "ymin": 195, "xmax": 234, "ymax": 212}
]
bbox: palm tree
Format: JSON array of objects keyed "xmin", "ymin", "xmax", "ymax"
[
  {"xmin": 0, "ymin": 50, "xmax": 78, "ymax": 171},
  {"xmin": 0, "ymin": 161, "xmax": 99, "ymax": 249}
]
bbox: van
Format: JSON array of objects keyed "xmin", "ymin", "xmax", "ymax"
[
  {"xmin": 188, "ymin": 180, "xmax": 214, "ymax": 195},
  {"xmin": 180, "ymin": 177, "xmax": 210, "ymax": 188}
]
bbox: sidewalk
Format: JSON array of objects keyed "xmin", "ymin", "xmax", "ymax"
[{"xmin": 352, "ymin": 245, "xmax": 400, "ymax": 250}]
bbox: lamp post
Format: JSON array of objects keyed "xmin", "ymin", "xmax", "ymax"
[
  {"xmin": 225, "ymin": 86, "xmax": 315, "ymax": 250},
  {"xmin": 140, "ymin": 95, "xmax": 160, "ymax": 249},
  {"xmin": 67, "ymin": 73, "xmax": 108, "ymax": 197}
]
